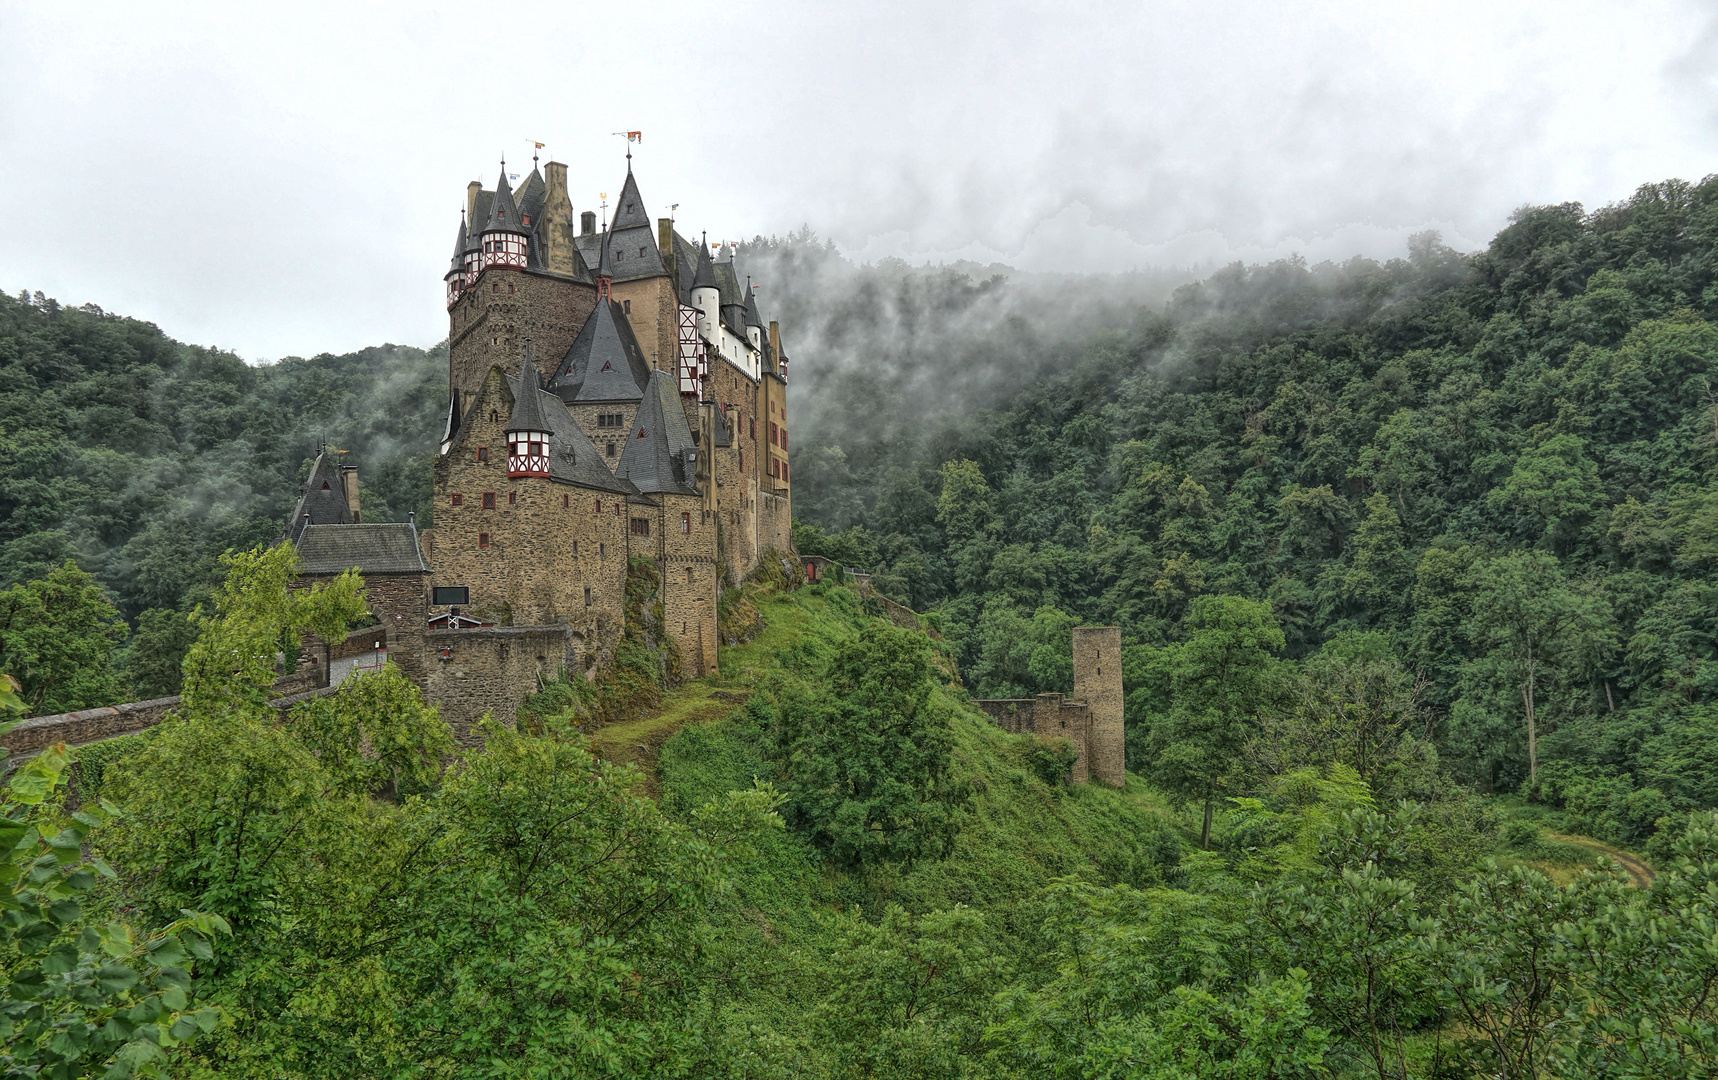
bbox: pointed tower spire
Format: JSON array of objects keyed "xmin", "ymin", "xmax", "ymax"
[
  {"xmin": 485, "ymin": 160, "xmax": 524, "ymax": 233},
  {"xmin": 446, "ymin": 210, "xmax": 468, "ymax": 307},
  {"xmin": 596, "ymin": 225, "xmax": 614, "ymax": 301},
  {"xmin": 692, "ymin": 232, "xmax": 718, "ymax": 291}
]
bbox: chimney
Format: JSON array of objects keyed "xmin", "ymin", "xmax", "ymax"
[
  {"xmin": 341, "ymin": 466, "xmax": 360, "ymax": 522},
  {"xmin": 581, "ymin": 210, "xmax": 596, "ymax": 235},
  {"xmin": 465, "ymin": 181, "xmax": 482, "ymax": 228},
  {"xmin": 769, "ymin": 321, "xmax": 781, "ymax": 374},
  {"xmin": 540, "ymin": 161, "xmax": 576, "ymax": 275},
  {"xmin": 658, "ymin": 218, "xmax": 676, "ymax": 279}
]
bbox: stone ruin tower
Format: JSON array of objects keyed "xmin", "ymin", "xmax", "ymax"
[{"xmin": 973, "ymin": 625, "xmax": 1126, "ymax": 787}]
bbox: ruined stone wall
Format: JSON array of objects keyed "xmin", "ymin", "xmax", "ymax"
[
  {"xmin": 448, "ymin": 267, "xmax": 594, "ymax": 404},
  {"xmin": 430, "ymin": 367, "xmax": 627, "ymax": 655},
  {"xmin": 972, "ymin": 693, "xmax": 1092, "ymax": 783},
  {"xmin": 423, "ymin": 626, "xmax": 576, "ymax": 744},
  {"xmin": 1072, "ymin": 626, "xmax": 1125, "ymax": 787},
  {"xmin": 610, "ymin": 275, "xmax": 678, "ymax": 372}
]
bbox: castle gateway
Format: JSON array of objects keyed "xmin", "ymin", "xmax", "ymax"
[{"xmin": 285, "ymin": 153, "xmax": 795, "ymax": 739}]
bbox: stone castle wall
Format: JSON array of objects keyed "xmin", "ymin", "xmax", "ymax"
[
  {"xmin": 627, "ymin": 491, "xmax": 719, "ymax": 678},
  {"xmin": 428, "ymin": 366, "xmax": 629, "ymax": 652},
  {"xmin": 423, "ymin": 625, "xmax": 577, "ymax": 744},
  {"xmin": 973, "ymin": 694, "xmax": 1093, "ymax": 784},
  {"xmin": 448, "ymin": 267, "xmax": 594, "ymax": 404},
  {"xmin": 611, "ymin": 275, "xmax": 679, "ymax": 374}
]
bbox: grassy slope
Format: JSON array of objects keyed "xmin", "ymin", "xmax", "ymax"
[{"xmin": 595, "ymin": 582, "xmax": 1186, "ymax": 931}]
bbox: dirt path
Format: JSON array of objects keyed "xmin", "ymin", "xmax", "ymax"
[
  {"xmin": 587, "ymin": 686, "xmax": 742, "ymax": 796},
  {"xmin": 1555, "ymin": 834, "xmax": 1656, "ymax": 888}
]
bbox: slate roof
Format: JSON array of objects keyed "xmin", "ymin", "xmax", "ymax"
[
  {"xmin": 691, "ymin": 239, "xmax": 718, "ymax": 293},
  {"xmin": 449, "ymin": 215, "xmax": 467, "ymax": 273},
  {"xmin": 537, "ymin": 391, "xmax": 637, "ymax": 496},
  {"xmin": 283, "ymin": 452, "xmax": 353, "ymax": 542},
  {"xmin": 616, "ymin": 369, "xmax": 698, "ymax": 496},
  {"xmin": 483, "ymin": 165, "xmax": 527, "ymax": 235},
  {"xmin": 505, "ymin": 353, "xmax": 551, "ymax": 433},
  {"xmin": 610, "ymin": 170, "xmax": 650, "ymax": 230},
  {"xmin": 516, "ymin": 166, "xmax": 545, "ymax": 227},
  {"xmin": 744, "ymin": 287, "xmax": 764, "ymax": 329},
  {"xmin": 548, "ymin": 299, "xmax": 653, "ymax": 403},
  {"xmin": 296, "ymin": 522, "xmax": 429, "ymax": 575},
  {"xmin": 465, "ymin": 191, "xmax": 491, "ymax": 252},
  {"xmin": 596, "ymin": 226, "xmax": 614, "ymax": 279},
  {"xmin": 672, "ymin": 230, "xmax": 707, "ymax": 302}
]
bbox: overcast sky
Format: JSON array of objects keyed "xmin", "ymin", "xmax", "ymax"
[{"xmin": 2, "ymin": 0, "xmax": 1715, "ymax": 360}]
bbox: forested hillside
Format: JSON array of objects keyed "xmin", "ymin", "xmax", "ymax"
[
  {"xmin": 789, "ymin": 177, "xmax": 1718, "ymax": 847},
  {"xmin": 0, "ymin": 292, "xmax": 443, "ymax": 617}
]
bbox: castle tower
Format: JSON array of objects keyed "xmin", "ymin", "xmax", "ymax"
[
  {"xmin": 478, "ymin": 163, "xmax": 529, "ymax": 272},
  {"xmin": 690, "ymin": 236, "xmax": 720, "ymax": 342},
  {"xmin": 1072, "ymin": 626, "xmax": 1125, "ymax": 787}
]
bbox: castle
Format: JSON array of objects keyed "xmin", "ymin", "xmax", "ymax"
[
  {"xmin": 278, "ymin": 151, "xmax": 795, "ymax": 738},
  {"xmin": 6, "ymin": 149, "xmax": 1128, "ymax": 788}
]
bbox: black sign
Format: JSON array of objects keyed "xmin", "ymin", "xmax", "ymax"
[{"xmin": 432, "ymin": 586, "xmax": 470, "ymax": 606}]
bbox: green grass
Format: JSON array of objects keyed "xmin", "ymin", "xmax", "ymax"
[{"xmin": 646, "ymin": 582, "xmax": 1188, "ymax": 930}]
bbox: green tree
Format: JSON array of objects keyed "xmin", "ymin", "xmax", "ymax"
[
  {"xmin": 1143, "ymin": 595, "xmax": 1287, "ymax": 848},
  {"xmin": 0, "ymin": 560, "xmax": 126, "ymax": 715},
  {"xmin": 0, "ymin": 731, "xmax": 228, "ymax": 1077},
  {"xmin": 120, "ymin": 608, "xmax": 198, "ymax": 699},
  {"xmin": 1485, "ymin": 434, "xmax": 1604, "ymax": 554},
  {"xmin": 1458, "ymin": 551, "xmax": 1612, "ymax": 788},
  {"xmin": 772, "ymin": 621, "xmax": 970, "ymax": 868}
]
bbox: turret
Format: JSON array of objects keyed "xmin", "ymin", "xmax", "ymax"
[
  {"xmin": 505, "ymin": 352, "xmax": 552, "ymax": 479},
  {"xmin": 445, "ymin": 212, "xmax": 468, "ymax": 307},
  {"xmin": 479, "ymin": 161, "xmax": 529, "ymax": 272},
  {"xmin": 743, "ymin": 279, "xmax": 764, "ymax": 352},
  {"xmin": 691, "ymin": 233, "xmax": 720, "ymax": 340}
]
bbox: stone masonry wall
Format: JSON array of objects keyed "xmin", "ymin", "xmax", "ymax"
[
  {"xmin": 423, "ymin": 625, "xmax": 576, "ymax": 744},
  {"xmin": 972, "ymin": 693, "xmax": 1092, "ymax": 783},
  {"xmin": 448, "ymin": 267, "xmax": 594, "ymax": 405},
  {"xmin": 566, "ymin": 401, "xmax": 640, "ymax": 470},
  {"xmin": 1073, "ymin": 626, "xmax": 1125, "ymax": 787},
  {"xmin": 611, "ymin": 275, "xmax": 678, "ymax": 373},
  {"xmin": 705, "ymin": 356, "xmax": 761, "ymax": 580},
  {"xmin": 430, "ymin": 366, "xmax": 628, "ymax": 659},
  {"xmin": 627, "ymin": 491, "xmax": 719, "ymax": 677}
]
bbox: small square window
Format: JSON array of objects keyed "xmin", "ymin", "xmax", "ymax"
[
  {"xmin": 482, "ymin": 492, "xmax": 496, "ymax": 510},
  {"xmin": 630, "ymin": 517, "xmax": 650, "ymax": 537},
  {"xmin": 451, "ymin": 493, "xmax": 463, "ymax": 507},
  {"xmin": 681, "ymin": 512, "xmax": 690, "ymax": 534},
  {"xmin": 606, "ymin": 442, "xmax": 616, "ymax": 458},
  {"xmin": 479, "ymin": 532, "xmax": 490, "ymax": 547},
  {"xmin": 584, "ymin": 586, "xmax": 592, "ymax": 605},
  {"xmin": 491, "ymin": 283, "xmax": 499, "ymax": 293},
  {"xmin": 508, "ymin": 492, "xmax": 516, "ymax": 505},
  {"xmin": 563, "ymin": 494, "xmax": 569, "ymax": 508},
  {"xmin": 508, "ymin": 284, "xmax": 515, "ymax": 295},
  {"xmin": 573, "ymin": 539, "xmax": 579, "ymax": 554},
  {"xmin": 477, "ymin": 446, "xmax": 489, "ymax": 462},
  {"xmin": 623, "ymin": 299, "xmax": 631, "ymax": 314},
  {"xmin": 600, "ymin": 543, "xmax": 605, "ymax": 557},
  {"xmin": 594, "ymin": 499, "xmax": 602, "ymax": 513}
]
